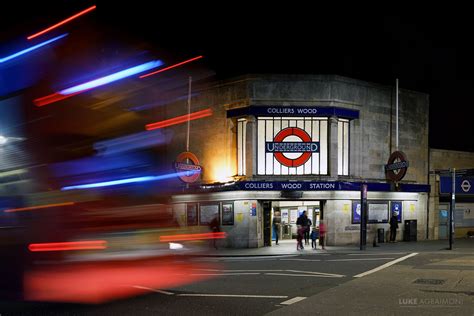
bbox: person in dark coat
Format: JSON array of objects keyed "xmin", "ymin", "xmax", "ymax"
[
  {"xmin": 209, "ymin": 215, "xmax": 220, "ymax": 249},
  {"xmin": 296, "ymin": 211, "xmax": 308, "ymax": 250},
  {"xmin": 389, "ymin": 213, "xmax": 399, "ymax": 242}
]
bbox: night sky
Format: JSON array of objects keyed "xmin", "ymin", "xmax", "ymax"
[{"xmin": 2, "ymin": 2, "xmax": 473, "ymax": 152}]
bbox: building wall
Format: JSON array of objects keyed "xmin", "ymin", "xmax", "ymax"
[
  {"xmin": 325, "ymin": 192, "xmax": 427, "ymax": 246},
  {"xmin": 428, "ymin": 149, "xmax": 474, "ymax": 239},
  {"xmin": 170, "ymin": 74, "xmax": 429, "ymax": 184}
]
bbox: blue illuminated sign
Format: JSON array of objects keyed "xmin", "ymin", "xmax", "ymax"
[
  {"xmin": 234, "ymin": 181, "xmax": 429, "ymax": 193},
  {"xmin": 391, "ymin": 201, "xmax": 403, "ymax": 222},
  {"xmin": 226, "ymin": 106, "xmax": 359, "ymax": 119},
  {"xmin": 440, "ymin": 176, "xmax": 474, "ymax": 194},
  {"xmin": 352, "ymin": 201, "xmax": 361, "ymax": 224}
]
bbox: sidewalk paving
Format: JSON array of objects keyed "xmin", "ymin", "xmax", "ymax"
[
  {"xmin": 266, "ymin": 245, "xmax": 474, "ymax": 316},
  {"xmin": 200, "ymin": 238, "xmax": 474, "ymax": 257}
]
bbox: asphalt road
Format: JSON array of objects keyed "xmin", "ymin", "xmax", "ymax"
[{"xmin": 0, "ymin": 251, "xmax": 412, "ymax": 315}]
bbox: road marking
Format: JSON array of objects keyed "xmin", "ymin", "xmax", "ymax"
[
  {"xmin": 194, "ymin": 269, "xmax": 345, "ymax": 278},
  {"xmin": 354, "ymin": 252, "xmax": 418, "ymax": 278},
  {"xmin": 266, "ymin": 273, "xmax": 339, "ymax": 278},
  {"xmin": 191, "ymin": 273, "xmax": 260, "ymax": 276},
  {"xmin": 177, "ymin": 294, "xmax": 288, "ymax": 298},
  {"xmin": 217, "ymin": 255, "xmax": 298, "ymax": 260},
  {"xmin": 327, "ymin": 257, "xmax": 395, "ymax": 262},
  {"xmin": 280, "ymin": 259, "xmax": 322, "ymax": 262},
  {"xmin": 286, "ymin": 270, "xmax": 345, "ymax": 277},
  {"xmin": 132, "ymin": 286, "xmax": 174, "ymax": 295},
  {"xmin": 280, "ymin": 296, "xmax": 307, "ymax": 305},
  {"xmin": 194, "ymin": 269, "xmax": 285, "ymax": 272},
  {"xmin": 347, "ymin": 252, "xmax": 407, "ymax": 256}
]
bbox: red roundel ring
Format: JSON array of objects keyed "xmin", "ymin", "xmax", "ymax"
[
  {"xmin": 175, "ymin": 152, "xmax": 201, "ymax": 183},
  {"xmin": 386, "ymin": 151, "xmax": 408, "ymax": 182},
  {"xmin": 273, "ymin": 127, "xmax": 312, "ymax": 168}
]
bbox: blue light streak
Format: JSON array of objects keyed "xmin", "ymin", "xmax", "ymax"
[
  {"xmin": 59, "ymin": 60, "xmax": 164, "ymax": 95},
  {"xmin": 60, "ymin": 171, "xmax": 198, "ymax": 191},
  {"xmin": 0, "ymin": 34, "xmax": 68, "ymax": 64}
]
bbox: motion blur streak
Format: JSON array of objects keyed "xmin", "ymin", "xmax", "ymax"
[
  {"xmin": 146, "ymin": 108, "xmax": 213, "ymax": 130},
  {"xmin": 25, "ymin": 260, "xmax": 218, "ymax": 303},
  {"xmin": 0, "ymin": 33, "xmax": 68, "ymax": 63},
  {"xmin": 4, "ymin": 202, "xmax": 75, "ymax": 213},
  {"xmin": 160, "ymin": 232, "xmax": 227, "ymax": 242},
  {"xmin": 139, "ymin": 55, "xmax": 204, "ymax": 78},
  {"xmin": 34, "ymin": 91, "xmax": 81, "ymax": 107},
  {"xmin": 93, "ymin": 129, "xmax": 171, "ymax": 156},
  {"xmin": 28, "ymin": 240, "xmax": 107, "ymax": 252},
  {"xmin": 59, "ymin": 60, "xmax": 163, "ymax": 95},
  {"xmin": 60, "ymin": 171, "xmax": 199, "ymax": 190},
  {"xmin": 27, "ymin": 5, "xmax": 97, "ymax": 40}
]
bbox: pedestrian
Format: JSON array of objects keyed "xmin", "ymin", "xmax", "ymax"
[
  {"xmin": 310, "ymin": 227, "xmax": 319, "ymax": 249},
  {"xmin": 296, "ymin": 211, "xmax": 308, "ymax": 250},
  {"xmin": 304, "ymin": 218, "xmax": 312, "ymax": 245},
  {"xmin": 209, "ymin": 215, "xmax": 220, "ymax": 249},
  {"xmin": 319, "ymin": 220, "xmax": 326, "ymax": 250},
  {"xmin": 389, "ymin": 212, "xmax": 399, "ymax": 242},
  {"xmin": 273, "ymin": 217, "xmax": 280, "ymax": 245}
]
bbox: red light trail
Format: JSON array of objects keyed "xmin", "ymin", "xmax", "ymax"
[
  {"xmin": 159, "ymin": 232, "xmax": 227, "ymax": 242},
  {"xmin": 27, "ymin": 5, "xmax": 97, "ymax": 40},
  {"xmin": 4, "ymin": 202, "xmax": 75, "ymax": 213},
  {"xmin": 28, "ymin": 240, "xmax": 107, "ymax": 252},
  {"xmin": 145, "ymin": 108, "xmax": 213, "ymax": 130},
  {"xmin": 139, "ymin": 55, "xmax": 203, "ymax": 79}
]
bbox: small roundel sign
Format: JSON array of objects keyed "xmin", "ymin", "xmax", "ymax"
[
  {"xmin": 174, "ymin": 152, "xmax": 202, "ymax": 183},
  {"xmin": 385, "ymin": 151, "xmax": 409, "ymax": 182},
  {"xmin": 265, "ymin": 127, "xmax": 319, "ymax": 168}
]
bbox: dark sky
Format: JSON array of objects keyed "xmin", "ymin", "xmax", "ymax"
[{"xmin": 2, "ymin": 2, "xmax": 473, "ymax": 152}]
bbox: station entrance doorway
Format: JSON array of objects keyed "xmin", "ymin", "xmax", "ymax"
[{"xmin": 263, "ymin": 200, "xmax": 323, "ymax": 246}]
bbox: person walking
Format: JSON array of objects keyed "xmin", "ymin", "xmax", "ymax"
[
  {"xmin": 273, "ymin": 217, "xmax": 280, "ymax": 245},
  {"xmin": 310, "ymin": 227, "xmax": 319, "ymax": 249},
  {"xmin": 389, "ymin": 213, "xmax": 399, "ymax": 242},
  {"xmin": 304, "ymin": 218, "xmax": 312, "ymax": 246},
  {"xmin": 209, "ymin": 215, "xmax": 220, "ymax": 249},
  {"xmin": 296, "ymin": 211, "xmax": 308, "ymax": 250},
  {"xmin": 319, "ymin": 220, "xmax": 326, "ymax": 250}
]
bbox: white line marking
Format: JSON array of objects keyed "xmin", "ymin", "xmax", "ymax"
[
  {"xmin": 193, "ymin": 269, "xmax": 285, "ymax": 272},
  {"xmin": 280, "ymin": 296, "xmax": 307, "ymax": 305},
  {"xmin": 286, "ymin": 270, "xmax": 345, "ymax": 277},
  {"xmin": 265, "ymin": 273, "xmax": 341, "ymax": 278},
  {"xmin": 177, "ymin": 294, "xmax": 288, "ymax": 298},
  {"xmin": 327, "ymin": 257, "xmax": 395, "ymax": 262},
  {"xmin": 347, "ymin": 252, "xmax": 407, "ymax": 256},
  {"xmin": 132, "ymin": 286, "xmax": 174, "ymax": 295},
  {"xmin": 280, "ymin": 259, "xmax": 322, "ymax": 262},
  {"xmin": 191, "ymin": 273, "xmax": 261, "ymax": 276},
  {"xmin": 354, "ymin": 252, "xmax": 418, "ymax": 278},
  {"xmin": 217, "ymin": 255, "xmax": 298, "ymax": 260}
]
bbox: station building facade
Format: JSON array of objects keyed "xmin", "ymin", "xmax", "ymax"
[{"xmin": 167, "ymin": 74, "xmax": 433, "ymax": 247}]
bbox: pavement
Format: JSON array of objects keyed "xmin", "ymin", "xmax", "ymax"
[
  {"xmin": 202, "ymin": 237, "xmax": 474, "ymax": 257},
  {"xmin": 203, "ymin": 238, "xmax": 474, "ymax": 315}
]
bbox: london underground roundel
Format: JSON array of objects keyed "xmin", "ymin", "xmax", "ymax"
[
  {"xmin": 265, "ymin": 127, "xmax": 320, "ymax": 168},
  {"xmin": 385, "ymin": 151, "xmax": 409, "ymax": 182},
  {"xmin": 174, "ymin": 152, "xmax": 202, "ymax": 183}
]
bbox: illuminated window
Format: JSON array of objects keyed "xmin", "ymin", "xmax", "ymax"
[
  {"xmin": 257, "ymin": 117, "xmax": 328, "ymax": 175},
  {"xmin": 338, "ymin": 119, "xmax": 349, "ymax": 176},
  {"xmin": 237, "ymin": 118, "xmax": 247, "ymax": 176}
]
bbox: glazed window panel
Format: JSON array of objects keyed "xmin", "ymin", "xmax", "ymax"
[
  {"xmin": 257, "ymin": 117, "xmax": 328, "ymax": 175},
  {"xmin": 237, "ymin": 119, "xmax": 247, "ymax": 176},
  {"xmin": 337, "ymin": 119, "xmax": 349, "ymax": 176}
]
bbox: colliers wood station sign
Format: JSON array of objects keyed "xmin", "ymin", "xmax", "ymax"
[{"xmin": 385, "ymin": 151, "xmax": 409, "ymax": 182}]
